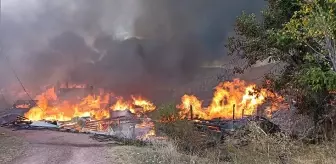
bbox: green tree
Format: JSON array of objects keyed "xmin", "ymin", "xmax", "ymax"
[
  {"xmin": 281, "ymin": 0, "xmax": 336, "ymax": 92},
  {"xmin": 227, "ymin": 0, "xmax": 302, "ymax": 72},
  {"xmin": 227, "ymin": 0, "xmax": 336, "ymax": 123}
]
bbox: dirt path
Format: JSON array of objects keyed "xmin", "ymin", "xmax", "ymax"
[
  {"xmin": 0, "ymin": 128, "xmax": 120, "ymax": 164},
  {"xmin": 12, "ymin": 144, "xmax": 109, "ymax": 164}
]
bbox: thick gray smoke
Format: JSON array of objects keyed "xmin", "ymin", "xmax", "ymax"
[{"xmin": 0, "ymin": 0, "xmax": 265, "ymax": 100}]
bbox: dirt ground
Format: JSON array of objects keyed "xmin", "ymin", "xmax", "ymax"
[
  {"xmin": 0, "ymin": 127, "xmax": 140, "ymax": 164},
  {"xmin": 0, "ymin": 127, "xmax": 214, "ymax": 164}
]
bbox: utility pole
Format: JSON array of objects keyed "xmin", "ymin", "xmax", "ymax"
[
  {"xmin": 0, "ymin": 0, "xmax": 2, "ymax": 53},
  {"xmin": 0, "ymin": 0, "xmax": 3, "ymax": 58}
]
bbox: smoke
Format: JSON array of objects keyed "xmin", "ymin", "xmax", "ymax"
[{"xmin": 0, "ymin": 0, "xmax": 265, "ymax": 100}]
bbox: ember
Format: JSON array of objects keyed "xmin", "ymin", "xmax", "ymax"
[
  {"xmin": 177, "ymin": 79, "xmax": 283, "ymax": 120},
  {"xmin": 13, "ymin": 100, "xmax": 37, "ymax": 109},
  {"xmin": 14, "ymin": 104, "xmax": 28, "ymax": 109}
]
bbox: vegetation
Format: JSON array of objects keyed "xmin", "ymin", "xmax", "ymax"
[
  {"xmin": 227, "ymin": 0, "xmax": 336, "ymax": 127},
  {"xmin": 90, "ymin": 1, "xmax": 336, "ymax": 163},
  {"xmin": 148, "ymin": 111, "xmax": 336, "ymax": 164},
  {"xmin": 225, "ymin": 122, "xmax": 336, "ymax": 164},
  {"xmin": 150, "ymin": 103, "xmax": 181, "ymax": 122},
  {"xmin": 139, "ymin": 1, "xmax": 336, "ymax": 163}
]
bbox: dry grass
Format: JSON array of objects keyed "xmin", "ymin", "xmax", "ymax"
[
  {"xmin": 225, "ymin": 122, "xmax": 297, "ymax": 164},
  {"xmin": 114, "ymin": 103, "xmax": 336, "ymax": 163},
  {"xmin": 223, "ymin": 122, "xmax": 336, "ymax": 164},
  {"xmin": 292, "ymin": 142, "xmax": 336, "ymax": 164},
  {"xmin": 140, "ymin": 119, "xmax": 336, "ymax": 164},
  {"xmin": 133, "ymin": 141, "xmax": 222, "ymax": 164},
  {"xmin": 109, "ymin": 134, "xmax": 334, "ymax": 164},
  {"xmin": 108, "ymin": 141, "xmax": 226, "ymax": 164}
]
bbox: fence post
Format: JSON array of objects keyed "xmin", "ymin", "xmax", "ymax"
[
  {"xmin": 190, "ymin": 105, "xmax": 193, "ymax": 120},
  {"xmin": 232, "ymin": 104, "xmax": 235, "ymax": 120}
]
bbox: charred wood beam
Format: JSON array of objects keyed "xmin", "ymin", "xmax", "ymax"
[
  {"xmin": 193, "ymin": 119, "xmax": 231, "ymax": 125},
  {"xmin": 89, "ymin": 134, "xmax": 149, "ymax": 146},
  {"xmin": 193, "ymin": 122, "xmax": 229, "ymax": 129}
]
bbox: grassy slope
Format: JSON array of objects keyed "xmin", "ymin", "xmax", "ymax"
[{"xmin": 107, "ymin": 138, "xmax": 336, "ymax": 164}]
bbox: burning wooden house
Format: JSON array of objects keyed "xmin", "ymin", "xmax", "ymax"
[{"xmin": 1, "ymin": 79, "xmax": 286, "ymax": 141}]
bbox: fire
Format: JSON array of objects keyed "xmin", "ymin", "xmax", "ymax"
[
  {"xmin": 136, "ymin": 119, "xmax": 156, "ymax": 140},
  {"xmin": 178, "ymin": 95, "xmax": 207, "ymax": 119},
  {"xmin": 110, "ymin": 97, "xmax": 135, "ymax": 113},
  {"xmin": 24, "ymin": 86, "xmax": 156, "ymax": 121},
  {"xmin": 177, "ymin": 79, "xmax": 283, "ymax": 120},
  {"xmin": 23, "ymin": 79, "xmax": 281, "ymax": 122},
  {"xmin": 110, "ymin": 96, "xmax": 157, "ymax": 115},
  {"xmin": 24, "ymin": 86, "xmax": 111, "ymax": 121},
  {"xmin": 141, "ymin": 129, "xmax": 156, "ymax": 140},
  {"xmin": 132, "ymin": 96, "xmax": 156, "ymax": 113}
]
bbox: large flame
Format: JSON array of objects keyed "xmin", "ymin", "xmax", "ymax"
[
  {"xmin": 177, "ymin": 79, "xmax": 283, "ymax": 120},
  {"xmin": 24, "ymin": 86, "xmax": 156, "ymax": 121},
  {"xmin": 24, "ymin": 79, "xmax": 282, "ymax": 122}
]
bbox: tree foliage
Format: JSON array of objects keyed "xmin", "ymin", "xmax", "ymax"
[
  {"xmin": 227, "ymin": 0, "xmax": 336, "ymax": 121},
  {"xmin": 280, "ymin": 0, "xmax": 336, "ymax": 92}
]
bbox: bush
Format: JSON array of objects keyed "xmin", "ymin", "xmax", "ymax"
[
  {"xmin": 149, "ymin": 104, "xmax": 336, "ymax": 163},
  {"xmin": 152, "ymin": 105, "xmax": 227, "ymax": 156},
  {"xmin": 225, "ymin": 121, "xmax": 336, "ymax": 164},
  {"xmin": 225, "ymin": 122, "xmax": 299, "ymax": 163},
  {"xmin": 150, "ymin": 103, "xmax": 181, "ymax": 122}
]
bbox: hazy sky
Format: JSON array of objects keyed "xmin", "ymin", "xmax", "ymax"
[
  {"xmin": 0, "ymin": 0, "xmax": 266, "ymax": 99},
  {"xmin": 1, "ymin": 0, "xmax": 265, "ymax": 56}
]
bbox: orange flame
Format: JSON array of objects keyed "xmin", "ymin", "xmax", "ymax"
[
  {"xmin": 24, "ymin": 86, "xmax": 156, "ymax": 121},
  {"xmin": 110, "ymin": 97, "xmax": 135, "ymax": 113},
  {"xmin": 136, "ymin": 119, "xmax": 156, "ymax": 140},
  {"xmin": 177, "ymin": 79, "xmax": 283, "ymax": 120},
  {"xmin": 132, "ymin": 96, "xmax": 156, "ymax": 113},
  {"xmin": 110, "ymin": 96, "xmax": 157, "ymax": 115},
  {"xmin": 24, "ymin": 79, "xmax": 281, "ymax": 122}
]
